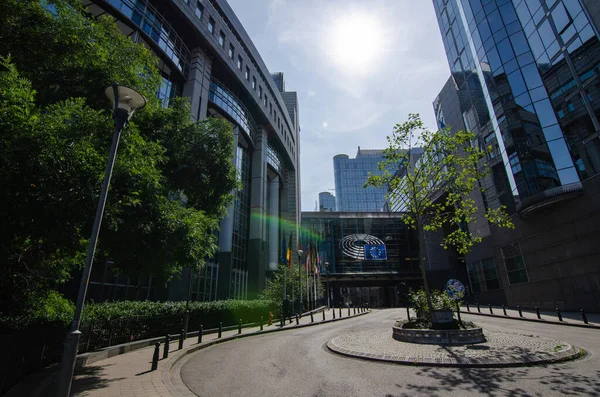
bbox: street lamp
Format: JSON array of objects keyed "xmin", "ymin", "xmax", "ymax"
[
  {"xmin": 56, "ymin": 84, "xmax": 146, "ymax": 397},
  {"xmin": 325, "ymin": 262, "xmax": 330, "ymax": 308}
]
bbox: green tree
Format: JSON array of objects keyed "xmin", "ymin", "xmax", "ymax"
[
  {"xmin": 260, "ymin": 264, "xmax": 324, "ymax": 310},
  {"xmin": 365, "ymin": 114, "xmax": 513, "ymax": 319},
  {"xmin": 0, "ymin": 0, "xmax": 237, "ymax": 318}
]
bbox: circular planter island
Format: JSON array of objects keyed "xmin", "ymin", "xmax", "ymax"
[{"xmin": 392, "ymin": 320, "xmax": 486, "ymax": 345}]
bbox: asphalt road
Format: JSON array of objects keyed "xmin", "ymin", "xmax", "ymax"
[{"xmin": 180, "ymin": 309, "xmax": 600, "ymax": 397}]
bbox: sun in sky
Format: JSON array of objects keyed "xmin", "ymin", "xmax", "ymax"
[{"xmin": 325, "ymin": 10, "xmax": 388, "ymax": 74}]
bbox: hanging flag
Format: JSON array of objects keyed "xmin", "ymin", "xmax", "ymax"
[
  {"xmin": 287, "ymin": 232, "xmax": 293, "ymax": 268},
  {"xmin": 315, "ymin": 250, "xmax": 320, "ymax": 275},
  {"xmin": 281, "ymin": 233, "xmax": 287, "ymax": 265}
]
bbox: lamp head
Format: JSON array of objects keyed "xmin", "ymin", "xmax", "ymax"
[
  {"xmin": 297, "ymin": 250, "xmax": 303, "ymax": 256},
  {"xmin": 105, "ymin": 84, "xmax": 146, "ymax": 123}
]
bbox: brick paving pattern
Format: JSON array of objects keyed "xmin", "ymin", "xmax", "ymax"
[{"xmin": 327, "ymin": 328, "xmax": 580, "ymax": 367}]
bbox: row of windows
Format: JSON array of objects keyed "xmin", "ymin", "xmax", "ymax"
[
  {"xmin": 187, "ymin": 0, "xmax": 295, "ymax": 157},
  {"xmin": 467, "ymin": 242, "xmax": 529, "ymax": 294}
]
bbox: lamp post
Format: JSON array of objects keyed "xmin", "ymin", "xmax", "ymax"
[
  {"xmin": 297, "ymin": 249, "xmax": 303, "ymax": 315},
  {"xmin": 56, "ymin": 84, "xmax": 146, "ymax": 397},
  {"xmin": 325, "ymin": 262, "xmax": 330, "ymax": 308}
]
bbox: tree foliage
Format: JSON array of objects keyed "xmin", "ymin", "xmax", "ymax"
[
  {"xmin": 259, "ymin": 264, "xmax": 324, "ymax": 309},
  {"xmin": 366, "ymin": 114, "xmax": 513, "ymax": 318},
  {"xmin": 366, "ymin": 114, "xmax": 513, "ymax": 254},
  {"xmin": 0, "ymin": 0, "xmax": 237, "ymax": 317}
]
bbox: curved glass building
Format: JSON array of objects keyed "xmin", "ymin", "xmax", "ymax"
[
  {"xmin": 83, "ymin": 0, "xmax": 300, "ymax": 300},
  {"xmin": 433, "ymin": 0, "xmax": 600, "ymax": 311}
]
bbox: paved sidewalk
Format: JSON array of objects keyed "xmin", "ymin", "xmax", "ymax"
[
  {"xmin": 68, "ymin": 308, "xmax": 366, "ymax": 397},
  {"xmin": 459, "ymin": 304, "xmax": 600, "ymax": 327}
]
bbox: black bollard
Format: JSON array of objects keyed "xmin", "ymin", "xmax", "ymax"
[
  {"xmin": 310, "ymin": 311, "xmax": 314, "ymax": 323},
  {"xmin": 218, "ymin": 322, "xmax": 222, "ymax": 338},
  {"xmin": 333, "ymin": 308, "xmax": 336, "ymax": 319},
  {"xmin": 502, "ymin": 305, "xmax": 507, "ymax": 316},
  {"xmin": 322, "ymin": 310, "xmax": 326, "ymax": 321},
  {"xmin": 476, "ymin": 303, "xmax": 481, "ymax": 313},
  {"xmin": 354, "ymin": 306, "xmax": 356, "ymax": 315},
  {"xmin": 178, "ymin": 328, "xmax": 184, "ymax": 350},
  {"xmin": 489, "ymin": 304, "xmax": 493, "ymax": 315},
  {"xmin": 280, "ymin": 315, "xmax": 284, "ymax": 327},
  {"xmin": 456, "ymin": 301, "xmax": 461, "ymax": 323},
  {"xmin": 339, "ymin": 307, "xmax": 342, "ymax": 317},
  {"xmin": 289, "ymin": 314, "xmax": 293, "ymax": 324},
  {"xmin": 295, "ymin": 314, "xmax": 299, "ymax": 325},
  {"xmin": 581, "ymin": 309, "xmax": 589, "ymax": 324},
  {"xmin": 535, "ymin": 307, "xmax": 541, "ymax": 319},
  {"xmin": 151, "ymin": 342, "xmax": 160, "ymax": 371},
  {"xmin": 556, "ymin": 308, "xmax": 563, "ymax": 322},
  {"xmin": 406, "ymin": 306, "xmax": 411, "ymax": 321},
  {"xmin": 466, "ymin": 302, "xmax": 470, "ymax": 312},
  {"xmin": 198, "ymin": 325, "xmax": 203, "ymax": 344},
  {"xmin": 238, "ymin": 319, "xmax": 242, "ymax": 334},
  {"xmin": 518, "ymin": 305, "xmax": 523, "ymax": 317},
  {"xmin": 163, "ymin": 334, "xmax": 170, "ymax": 359},
  {"xmin": 348, "ymin": 306, "xmax": 350, "ymax": 316},
  {"xmin": 260, "ymin": 316, "xmax": 263, "ymax": 331}
]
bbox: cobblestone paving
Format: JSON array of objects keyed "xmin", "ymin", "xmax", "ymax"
[{"xmin": 327, "ymin": 328, "xmax": 580, "ymax": 367}]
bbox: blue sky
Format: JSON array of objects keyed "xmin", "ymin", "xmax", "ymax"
[{"xmin": 227, "ymin": 0, "xmax": 451, "ymax": 211}]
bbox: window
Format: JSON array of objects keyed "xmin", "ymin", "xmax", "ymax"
[
  {"xmin": 228, "ymin": 43, "xmax": 234, "ymax": 59},
  {"xmin": 481, "ymin": 258, "xmax": 500, "ymax": 290},
  {"xmin": 258, "ymin": 85, "xmax": 262, "ymax": 99},
  {"xmin": 237, "ymin": 55, "xmax": 242, "ymax": 70},
  {"xmin": 252, "ymin": 76, "xmax": 256, "ymax": 90},
  {"xmin": 218, "ymin": 31, "xmax": 225, "ymax": 47},
  {"xmin": 208, "ymin": 17, "xmax": 215, "ymax": 34},
  {"xmin": 501, "ymin": 242, "xmax": 528, "ymax": 284},
  {"xmin": 195, "ymin": 1, "xmax": 203, "ymax": 18},
  {"xmin": 245, "ymin": 66, "xmax": 249, "ymax": 80},
  {"xmin": 467, "ymin": 262, "xmax": 481, "ymax": 293}
]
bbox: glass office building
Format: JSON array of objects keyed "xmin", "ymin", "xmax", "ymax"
[
  {"xmin": 433, "ymin": 0, "xmax": 600, "ymax": 214},
  {"xmin": 333, "ymin": 148, "xmax": 390, "ymax": 212},
  {"xmin": 433, "ymin": 0, "xmax": 600, "ymax": 311},
  {"xmin": 318, "ymin": 192, "xmax": 336, "ymax": 211}
]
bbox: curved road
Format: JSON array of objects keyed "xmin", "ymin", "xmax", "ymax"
[{"xmin": 180, "ymin": 309, "xmax": 600, "ymax": 397}]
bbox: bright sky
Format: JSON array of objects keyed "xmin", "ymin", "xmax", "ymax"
[{"xmin": 227, "ymin": 0, "xmax": 450, "ymax": 211}]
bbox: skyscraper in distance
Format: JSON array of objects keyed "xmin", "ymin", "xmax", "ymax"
[{"xmin": 333, "ymin": 147, "xmax": 389, "ymax": 212}]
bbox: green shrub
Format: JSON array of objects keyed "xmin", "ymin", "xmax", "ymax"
[{"xmin": 408, "ymin": 289, "xmax": 458, "ymax": 319}]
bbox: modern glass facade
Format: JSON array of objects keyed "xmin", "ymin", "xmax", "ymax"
[
  {"xmin": 333, "ymin": 148, "xmax": 390, "ymax": 212},
  {"xmin": 433, "ymin": 0, "xmax": 600, "ymax": 214},
  {"xmin": 301, "ymin": 212, "xmax": 421, "ymax": 307},
  {"xmin": 318, "ymin": 192, "xmax": 336, "ymax": 212}
]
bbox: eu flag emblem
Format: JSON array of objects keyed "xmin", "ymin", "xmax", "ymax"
[{"xmin": 364, "ymin": 244, "xmax": 387, "ymax": 260}]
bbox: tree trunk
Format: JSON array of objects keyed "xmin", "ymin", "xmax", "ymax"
[{"xmin": 416, "ymin": 219, "xmax": 434, "ymax": 322}]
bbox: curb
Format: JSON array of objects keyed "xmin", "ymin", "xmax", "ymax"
[
  {"xmin": 161, "ymin": 310, "xmax": 371, "ymax": 396},
  {"xmin": 326, "ymin": 340, "xmax": 583, "ymax": 368},
  {"xmin": 459, "ymin": 310, "xmax": 600, "ymax": 330}
]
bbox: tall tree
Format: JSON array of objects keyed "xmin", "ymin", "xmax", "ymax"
[
  {"xmin": 365, "ymin": 114, "xmax": 513, "ymax": 318},
  {"xmin": 0, "ymin": 0, "xmax": 237, "ymax": 317}
]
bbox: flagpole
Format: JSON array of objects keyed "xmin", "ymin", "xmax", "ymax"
[{"xmin": 298, "ymin": 250, "xmax": 302, "ymax": 315}]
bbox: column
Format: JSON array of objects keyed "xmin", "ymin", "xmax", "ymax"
[
  {"xmin": 182, "ymin": 47, "xmax": 212, "ymax": 121},
  {"xmin": 247, "ymin": 128, "xmax": 268, "ymax": 297},
  {"xmin": 217, "ymin": 129, "xmax": 239, "ymax": 300},
  {"xmin": 268, "ymin": 176, "xmax": 280, "ymax": 271}
]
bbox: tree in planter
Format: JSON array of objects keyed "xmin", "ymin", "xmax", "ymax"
[{"xmin": 365, "ymin": 114, "xmax": 513, "ymax": 320}]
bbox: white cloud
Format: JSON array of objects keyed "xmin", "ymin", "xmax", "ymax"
[
  {"xmin": 321, "ymin": 121, "xmax": 328, "ymax": 128},
  {"xmin": 307, "ymin": 90, "xmax": 316, "ymax": 97}
]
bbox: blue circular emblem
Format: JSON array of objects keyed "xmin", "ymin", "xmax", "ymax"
[
  {"xmin": 370, "ymin": 246, "xmax": 382, "ymax": 258},
  {"xmin": 446, "ymin": 279, "xmax": 466, "ymax": 301}
]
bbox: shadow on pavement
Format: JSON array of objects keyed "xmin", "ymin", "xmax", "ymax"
[
  {"xmin": 68, "ymin": 364, "xmax": 126, "ymax": 396},
  {"xmin": 384, "ymin": 367, "xmax": 600, "ymax": 397}
]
